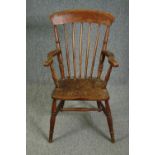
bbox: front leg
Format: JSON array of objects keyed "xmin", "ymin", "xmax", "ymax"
[
  {"xmin": 49, "ymin": 99, "xmax": 57, "ymax": 143},
  {"xmin": 105, "ymin": 99, "xmax": 115, "ymax": 143}
]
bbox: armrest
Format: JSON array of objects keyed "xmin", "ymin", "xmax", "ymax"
[
  {"xmin": 43, "ymin": 49, "xmax": 61, "ymax": 67},
  {"xmin": 102, "ymin": 50, "xmax": 119, "ymax": 67}
]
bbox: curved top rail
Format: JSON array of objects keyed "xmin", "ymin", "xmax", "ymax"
[{"xmin": 50, "ymin": 9, "xmax": 115, "ymax": 25}]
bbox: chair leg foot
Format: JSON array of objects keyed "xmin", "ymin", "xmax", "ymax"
[
  {"xmin": 105, "ymin": 100, "xmax": 115, "ymax": 143},
  {"xmin": 49, "ymin": 99, "xmax": 57, "ymax": 143},
  {"xmin": 49, "ymin": 132, "xmax": 53, "ymax": 143},
  {"xmin": 111, "ymin": 137, "xmax": 115, "ymax": 143}
]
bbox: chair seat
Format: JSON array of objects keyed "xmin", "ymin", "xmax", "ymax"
[{"xmin": 52, "ymin": 79, "xmax": 109, "ymax": 100}]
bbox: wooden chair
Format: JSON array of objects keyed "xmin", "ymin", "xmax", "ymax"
[{"xmin": 44, "ymin": 10, "xmax": 119, "ymax": 143}]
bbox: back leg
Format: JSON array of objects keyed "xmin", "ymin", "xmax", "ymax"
[
  {"xmin": 97, "ymin": 100, "xmax": 102, "ymax": 112},
  {"xmin": 49, "ymin": 99, "xmax": 57, "ymax": 143},
  {"xmin": 105, "ymin": 99, "xmax": 115, "ymax": 143},
  {"xmin": 60, "ymin": 100, "xmax": 65, "ymax": 111}
]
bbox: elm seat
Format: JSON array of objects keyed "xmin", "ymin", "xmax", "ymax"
[{"xmin": 52, "ymin": 79, "xmax": 109, "ymax": 100}]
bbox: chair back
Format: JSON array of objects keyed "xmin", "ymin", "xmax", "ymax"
[{"xmin": 50, "ymin": 10, "xmax": 115, "ymax": 79}]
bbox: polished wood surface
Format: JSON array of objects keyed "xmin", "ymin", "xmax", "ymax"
[
  {"xmin": 44, "ymin": 9, "xmax": 119, "ymax": 143},
  {"xmin": 50, "ymin": 9, "xmax": 115, "ymax": 25}
]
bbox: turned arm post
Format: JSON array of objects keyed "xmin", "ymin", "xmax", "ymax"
[
  {"xmin": 49, "ymin": 63, "xmax": 59, "ymax": 87},
  {"xmin": 104, "ymin": 64, "xmax": 113, "ymax": 86},
  {"xmin": 101, "ymin": 50, "xmax": 119, "ymax": 86},
  {"xmin": 44, "ymin": 50, "xmax": 60, "ymax": 87}
]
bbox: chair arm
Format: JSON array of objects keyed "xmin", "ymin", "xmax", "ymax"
[
  {"xmin": 43, "ymin": 49, "xmax": 61, "ymax": 67},
  {"xmin": 102, "ymin": 50, "xmax": 119, "ymax": 67}
]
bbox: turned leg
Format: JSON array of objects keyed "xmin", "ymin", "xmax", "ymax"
[
  {"xmin": 105, "ymin": 100, "xmax": 115, "ymax": 143},
  {"xmin": 49, "ymin": 99, "xmax": 57, "ymax": 143}
]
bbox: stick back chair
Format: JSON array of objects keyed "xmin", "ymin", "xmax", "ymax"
[{"xmin": 44, "ymin": 10, "xmax": 119, "ymax": 143}]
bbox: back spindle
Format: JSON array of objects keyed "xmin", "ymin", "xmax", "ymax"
[
  {"xmin": 97, "ymin": 26, "xmax": 110, "ymax": 78},
  {"xmin": 85, "ymin": 23, "xmax": 91, "ymax": 78},
  {"xmin": 53, "ymin": 25, "xmax": 65, "ymax": 79},
  {"xmin": 79, "ymin": 23, "xmax": 83, "ymax": 78},
  {"xmin": 90, "ymin": 24, "xmax": 100, "ymax": 78},
  {"xmin": 63, "ymin": 24, "xmax": 71, "ymax": 78},
  {"xmin": 72, "ymin": 23, "xmax": 76, "ymax": 79}
]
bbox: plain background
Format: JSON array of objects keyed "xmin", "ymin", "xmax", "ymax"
[
  {"xmin": 1, "ymin": 0, "xmax": 155, "ymax": 155},
  {"xmin": 26, "ymin": 0, "xmax": 129, "ymax": 155}
]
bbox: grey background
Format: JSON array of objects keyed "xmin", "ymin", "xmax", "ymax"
[{"xmin": 27, "ymin": 0, "xmax": 129, "ymax": 155}]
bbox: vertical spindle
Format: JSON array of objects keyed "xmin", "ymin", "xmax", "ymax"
[
  {"xmin": 85, "ymin": 23, "xmax": 91, "ymax": 78},
  {"xmin": 53, "ymin": 25, "xmax": 65, "ymax": 79},
  {"xmin": 63, "ymin": 24, "xmax": 71, "ymax": 78},
  {"xmin": 90, "ymin": 24, "xmax": 100, "ymax": 78},
  {"xmin": 72, "ymin": 23, "xmax": 76, "ymax": 79},
  {"xmin": 79, "ymin": 23, "xmax": 83, "ymax": 78},
  {"xmin": 97, "ymin": 26, "xmax": 110, "ymax": 78}
]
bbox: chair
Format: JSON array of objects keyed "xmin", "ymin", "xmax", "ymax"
[{"xmin": 44, "ymin": 10, "xmax": 119, "ymax": 143}]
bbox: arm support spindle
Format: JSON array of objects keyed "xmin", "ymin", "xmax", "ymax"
[
  {"xmin": 43, "ymin": 49, "xmax": 61, "ymax": 87},
  {"xmin": 101, "ymin": 50, "xmax": 119, "ymax": 85}
]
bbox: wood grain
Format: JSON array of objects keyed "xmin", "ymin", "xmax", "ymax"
[
  {"xmin": 52, "ymin": 79, "xmax": 109, "ymax": 100},
  {"xmin": 50, "ymin": 9, "xmax": 115, "ymax": 25}
]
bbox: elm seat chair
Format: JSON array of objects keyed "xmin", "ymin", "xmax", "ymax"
[{"xmin": 44, "ymin": 10, "xmax": 119, "ymax": 143}]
